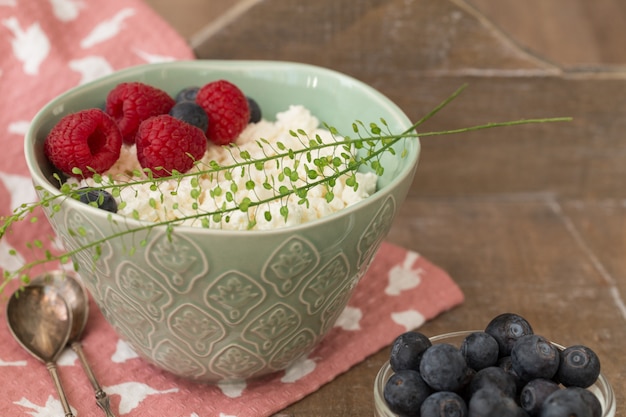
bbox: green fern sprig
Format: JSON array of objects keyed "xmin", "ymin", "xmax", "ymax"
[{"xmin": 0, "ymin": 84, "xmax": 571, "ymax": 292}]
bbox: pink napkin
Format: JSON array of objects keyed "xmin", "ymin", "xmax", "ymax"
[
  {"xmin": 0, "ymin": 1, "xmax": 464, "ymax": 416},
  {"xmin": 0, "ymin": 241, "xmax": 463, "ymax": 416}
]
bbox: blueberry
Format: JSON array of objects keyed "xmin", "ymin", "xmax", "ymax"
[
  {"xmin": 420, "ymin": 391, "xmax": 468, "ymax": 417},
  {"xmin": 556, "ymin": 345, "xmax": 601, "ymax": 388},
  {"xmin": 498, "ymin": 356, "xmax": 525, "ymax": 391},
  {"xmin": 485, "ymin": 313, "xmax": 534, "ymax": 357},
  {"xmin": 579, "ymin": 388, "xmax": 603, "ymax": 417},
  {"xmin": 247, "ymin": 96, "xmax": 262, "ymax": 123},
  {"xmin": 383, "ymin": 369, "xmax": 432, "ymax": 417},
  {"xmin": 540, "ymin": 387, "xmax": 600, "ymax": 417},
  {"xmin": 519, "ymin": 378, "xmax": 560, "ymax": 416},
  {"xmin": 77, "ymin": 188, "xmax": 117, "ymax": 213},
  {"xmin": 511, "ymin": 335, "xmax": 560, "ymax": 382},
  {"xmin": 390, "ymin": 331, "xmax": 432, "ymax": 372},
  {"xmin": 469, "ymin": 366, "xmax": 518, "ymax": 399},
  {"xmin": 175, "ymin": 86, "xmax": 200, "ymax": 102},
  {"xmin": 420, "ymin": 343, "xmax": 469, "ymax": 392},
  {"xmin": 468, "ymin": 388, "xmax": 529, "ymax": 417},
  {"xmin": 169, "ymin": 101, "xmax": 209, "ymax": 133},
  {"xmin": 460, "ymin": 331, "xmax": 499, "ymax": 371}
]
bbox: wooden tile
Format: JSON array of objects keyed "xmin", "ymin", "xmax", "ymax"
[
  {"xmin": 139, "ymin": 0, "xmax": 626, "ymax": 414},
  {"xmin": 467, "ymin": 0, "xmax": 626, "ymax": 67},
  {"xmin": 143, "ymin": 0, "xmax": 238, "ymax": 40}
]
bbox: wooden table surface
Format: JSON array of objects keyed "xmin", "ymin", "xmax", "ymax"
[{"xmin": 145, "ymin": 0, "xmax": 626, "ymax": 415}]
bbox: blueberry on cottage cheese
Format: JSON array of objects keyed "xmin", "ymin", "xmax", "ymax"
[
  {"xmin": 383, "ymin": 369, "xmax": 432, "ymax": 417},
  {"xmin": 556, "ymin": 345, "xmax": 601, "ymax": 389},
  {"xmin": 485, "ymin": 313, "xmax": 534, "ymax": 357},
  {"xmin": 169, "ymin": 101, "xmax": 209, "ymax": 133},
  {"xmin": 511, "ymin": 334, "xmax": 560, "ymax": 382},
  {"xmin": 247, "ymin": 96, "xmax": 262, "ymax": 123},
  {"xmin": 419, "ymin": 343, "xmax": 469, "ymax": 392},
  {"xmin": 420, "ymin": 391, "xmax": 468, "ymax": 417},
  {"xmin": 390, "ymin": 331, "xmax": 432, "ymax": 372},
  {"xmin": 460, "ymin": 331, "xmax": 500, "ymax": 371},
  {"xmin": 76, "ymin": 188, "xmax": 117, "ymax": 213},
  {"xmin": 175, "ymin": 86, "xmax": 200, "ymax": 102}
]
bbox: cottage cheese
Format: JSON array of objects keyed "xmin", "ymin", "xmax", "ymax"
[{"xmin": 75, "ymin": 105, "xmax": 378, "ymax": 230}]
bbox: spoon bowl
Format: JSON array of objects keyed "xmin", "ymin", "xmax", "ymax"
[
  {"xmin": 30, "ymin": 270, "xmax": 116, "ymax": 417},
  {"xmin": 30, "ymin": 270, "xmax": 89, "ymax": 342},
  {"xmin": 6, "ymin": 284, "xmax": 76, "ymax": 417},
  {"xmin": 7, "ymin": 284, "xmax": 72, "ymax": 362}
]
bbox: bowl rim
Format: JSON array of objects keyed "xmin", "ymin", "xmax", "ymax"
[
  {"xmin": 24, "ymin": 59, "xmax": 420, "ymax": 236},
  {"xmin": 373, "ymin": 330, "xmax": 616, "ymax": 417}
]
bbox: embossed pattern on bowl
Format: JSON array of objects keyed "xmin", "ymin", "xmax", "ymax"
[{"xmin": 25, "ymin": 60, "xmax": 420, "ymax": 382}]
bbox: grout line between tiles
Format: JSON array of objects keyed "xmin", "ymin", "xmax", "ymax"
[
  {"xmin": 546, "ymin": 197, "xmax": 626, "ymax": 321},
  {"xmin": 188, "ymin": 0, "xmax": 263, "ymax": 51}
]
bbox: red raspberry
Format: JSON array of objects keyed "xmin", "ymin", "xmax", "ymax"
[
  {"xmin": 105, "ymin": 82, "xmax": 175, "ymax": 145},
  {"xmin": 135, "ymin": 115, "xmax": 207, "ymax": 178},
  {"xmin": 44, "ymin": 108, "xmax": 122, "ymax": 177},
  {"xmin": 195, "ymin": 80, "xmax": 250, "ymax": 145}
]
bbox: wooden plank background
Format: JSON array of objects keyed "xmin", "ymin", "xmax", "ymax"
[{"xmin": 140, "ymin": 1, "xmax": 626, "ymax": 415}]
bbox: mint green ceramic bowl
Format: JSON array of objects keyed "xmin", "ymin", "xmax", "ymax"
[{"xmin": 24, "ymin": 60, "xmax": 420, "ymax": 383}]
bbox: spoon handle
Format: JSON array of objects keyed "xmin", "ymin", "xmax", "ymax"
[
  {"xmin": 46, "ymin": 362, "xmax": 76, "ymax": 417},
  {"xmin": 71, "ymin": 341, "xmax": 117, "ymax": 417}
]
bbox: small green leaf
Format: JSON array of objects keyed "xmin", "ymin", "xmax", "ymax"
[{"xmin": 239, "ymin": 197, "xmax": 252, "ymax": 212}]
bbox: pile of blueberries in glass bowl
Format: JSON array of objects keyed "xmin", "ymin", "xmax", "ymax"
[{"xmin": 373, "ymin": 313, "xmax": 616, "ymax": 417}]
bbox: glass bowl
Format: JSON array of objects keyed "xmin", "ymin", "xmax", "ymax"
[{"xmin": 373, "ymin": 330, "xmax": 616, "ymax": 417}]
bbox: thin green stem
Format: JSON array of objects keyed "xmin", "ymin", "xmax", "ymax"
[{"xmin": 0, "ymin": 84, "xmax": 574, "ymax": 291}]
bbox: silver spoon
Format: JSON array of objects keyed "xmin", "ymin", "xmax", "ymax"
[
  {"xmin": 6, "ymin": 284, "xmax": 76, "ymax": 417},
  {"xmin": 31, "ymin": 270, "xmax": 116, "ymax": 417}
]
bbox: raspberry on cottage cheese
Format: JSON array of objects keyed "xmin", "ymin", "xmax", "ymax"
[{"xmin": 73, "ymin": 105, "xmax": 378, "ymax": 231}]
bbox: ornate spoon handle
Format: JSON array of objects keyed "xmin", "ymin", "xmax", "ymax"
[
  {"xmin": 71, "ymin": 341, "xmax": 116, "ymax": 417},
  {"xmin": 46, "ymin": 362, "xmax": 76, "ymax": 417}
]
